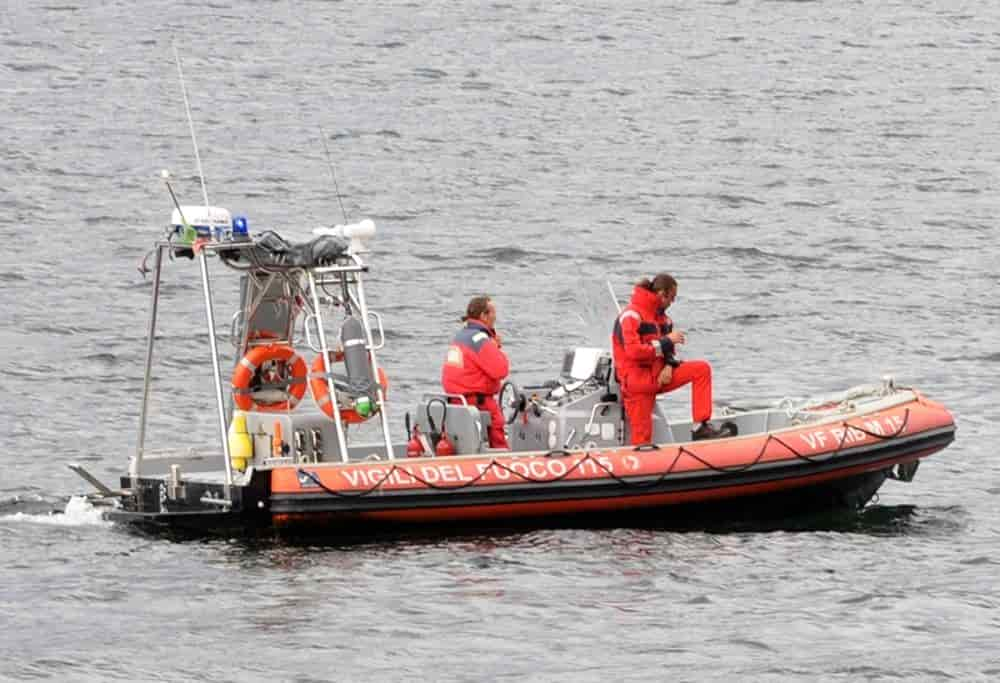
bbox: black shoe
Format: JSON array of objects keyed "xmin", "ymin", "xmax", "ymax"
[{"xmin": 691, "ymin": 421, "xmax": 737, "ymax": 441}]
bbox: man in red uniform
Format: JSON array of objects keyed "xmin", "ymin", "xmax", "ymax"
[
  {"xmin": 611, "ymin": 273, "xmax": 727, "ymax": 444},
  {"xmin": 441, "ymin": 296, "xmax": 510, "ymax": 449}
]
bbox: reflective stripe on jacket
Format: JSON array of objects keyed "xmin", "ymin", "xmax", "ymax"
[
  {"xmin": 441, "ymin": 321, "xmax": 509, "ymax": 396},
  {"xmin": 611, "ymin": 285, "xmax": 675, "ymax": 396}
]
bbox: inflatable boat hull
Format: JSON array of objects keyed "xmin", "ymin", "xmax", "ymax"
[{"xmin": 108, "ymin": 393, "xmax": 954, "ymax": 536}]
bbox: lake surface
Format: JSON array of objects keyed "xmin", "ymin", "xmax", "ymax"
[{"xmin": 1, "ymin": 1, "xmax": 998, "ymax": 680}]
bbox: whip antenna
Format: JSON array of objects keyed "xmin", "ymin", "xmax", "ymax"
[
  {"xmin": 318, "ymin": 124, "xmax": 349, "ymax": 223},
  {"xmin": 606, "ymin": 280, "xmax": 622, "ymax": 314},
  {"xmin": 172, "ymin": 42, "xmax": 210, "ymax": 209}
]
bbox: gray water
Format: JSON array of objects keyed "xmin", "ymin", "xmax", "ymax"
[{"xmin": 2, "ymin": 1, "xmax": 999, "ymax": 680}]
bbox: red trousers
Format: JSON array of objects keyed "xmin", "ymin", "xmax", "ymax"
[
  {"xmin": 624, "ymin": 360, "xmax": 713, "ymax": 445},
  {"xmin": 453, "ymin": 395, "xmax": 509, "ymax": 449}
]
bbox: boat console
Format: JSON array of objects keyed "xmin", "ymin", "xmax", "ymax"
[{"xmin": 494, "ymin": 347, "xmax": 675, "ymax": 452}]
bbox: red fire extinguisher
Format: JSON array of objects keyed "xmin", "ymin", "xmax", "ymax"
[
  {"xmin": 427, "ymin": 398, "xmax": 456, "ymax": 456},
  {"xmin": 406, "ymin": 426, "xmax": 425, "ymax": 457},
  {"xmin": 405, "ymin": 413, "xmax": 424, "ymax": 457},
  {"xmin": 435, "ymin": 428, "xmax": 456, "ymax": 456}
]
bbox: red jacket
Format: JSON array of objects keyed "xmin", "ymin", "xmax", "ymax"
[
  {"xmin": 611, "ymin": 286, "xmax": 676, "ymax": 396},
  {"xmin": 441, "ymin": 321, "xmax": 509, "ymax": 396}
]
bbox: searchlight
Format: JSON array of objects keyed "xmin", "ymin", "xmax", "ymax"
[{"xmin": 313, "ymin": 219, "xmax": 376, "ymax": 254}]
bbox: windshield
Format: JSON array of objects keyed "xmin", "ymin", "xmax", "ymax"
[{"xmin": 571, "ymin": 279, "xmax": 622, "ymax": 350}]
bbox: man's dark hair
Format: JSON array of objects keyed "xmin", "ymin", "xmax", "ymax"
[
  {"xmin": 637, "ymin": 273, "xmax": 677, "ymax": 294},
  {"xmin": 462, "ymin": 295, "xmax": 492, "ymax": 322}
]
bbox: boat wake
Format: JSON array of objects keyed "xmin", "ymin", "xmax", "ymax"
[{"xmin": 0, "ymin": 495, "xmax": 109, "ymax": 527}]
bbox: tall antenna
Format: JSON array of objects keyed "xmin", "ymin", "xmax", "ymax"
[
  {"xmin": 173, "ymin": 42, "xmax": 210, "ymax": 209},
  {"xmin": 318, "ymin": 124, "xmax": 349, "ymax": 223},
  {"xmin": 606, "ymin": 280, "xmax": 622, "ymax": 314}
]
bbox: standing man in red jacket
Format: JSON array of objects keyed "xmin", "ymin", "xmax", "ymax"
[
  {"xmin": 442, "ymin": 296, "xmax": 510, "ymax": 449},
  {"xmin": 611, "ymin": 273, "xmax": 727, "ymax": 444}
]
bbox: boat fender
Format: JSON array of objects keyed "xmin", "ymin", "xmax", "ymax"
[
  {"xmin": 231, "ymin": 343, "xmax": 308, "ymax": 412},
  {"xmin": 227, "ymin": 412, "xmax": 253, "ymax": 471}
]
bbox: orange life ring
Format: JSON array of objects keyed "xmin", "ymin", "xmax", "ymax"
[
  {"xmin": 231, "ymin": 343, "xmax": 308, "ymax": 412},
  {"xmin": 309, "ymin": 351, "xmax": 389, "ymax": 424}
]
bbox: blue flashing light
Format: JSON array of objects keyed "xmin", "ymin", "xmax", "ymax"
[{"xmin": 232, "ymin": 215, "xmax": 249, "ymax": 237}]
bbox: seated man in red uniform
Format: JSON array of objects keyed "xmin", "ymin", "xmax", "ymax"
[
  {"xmin": 441, "ymin": 296, "xmax": 510, "ymax": 449},
  {"xmin": 611, "ymin": 273, "xmax": 728, "ymax": 444}
]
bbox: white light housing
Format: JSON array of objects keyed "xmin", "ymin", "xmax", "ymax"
[
  {"xmin": 170, "ymin": 205, "xmax": 231, "ymax": 232},
  {"xmin": 313, "ymin": 218, "xmax": 376, "ymax": 253}
]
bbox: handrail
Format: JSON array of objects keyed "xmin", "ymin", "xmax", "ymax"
[
  {"xmin": 307, "ymin": 271, "xmax": 350, "ymax": 463},
  {"xmin": 351, "ymin": 264, "xmax": 395, "ymax": 458},
  {"xmin": 197, "ymin": 248, "xmax": 233, "ymax": 498},
  {"xmin": 584, "ymin": 401, "xmax": 619, "ymax": 438},
  {"xmin": 422, "ymin": 392, "xmax": 470, "ymax": 406},
  {"xmin": 302, "ymin": 312, "xmax": 323, "ymax": 353},
  {"xmin": 133, "ymin": 243, "xmax": 165, "ymax": 496},
  {"xmin": 229, "ymin": 309, "xmax": 244, "ymax": 348},
  {"xmin": 313, "ymin": 263, "xmax": 368, "ymax": 275}
]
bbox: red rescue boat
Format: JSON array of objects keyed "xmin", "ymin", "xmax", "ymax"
[{"xmin": 70, "ymin": 198, "xmax": 955, "ymax": 537}]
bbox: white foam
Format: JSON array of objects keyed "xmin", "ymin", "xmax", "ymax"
[{"xmin": 1, "ymin": 496, "xmax": 110, "ymax": 527}]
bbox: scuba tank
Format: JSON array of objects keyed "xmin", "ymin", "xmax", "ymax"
[{"xmin": 340, "ymin": 316, "xmax": 375, "ymax": 395}]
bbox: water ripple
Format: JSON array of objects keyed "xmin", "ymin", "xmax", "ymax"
[{"xmin": 1, "ymin": 1, "xmax": 997, "ymax": 679}]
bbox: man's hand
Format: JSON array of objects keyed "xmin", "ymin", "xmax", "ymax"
[
  {"xmin": 658, "ymin": 365, "xmax": 673, "ymax": 386},
  {"xmin": 667, "ymin": 330, "xmax": 686, "ymax": 345}
]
